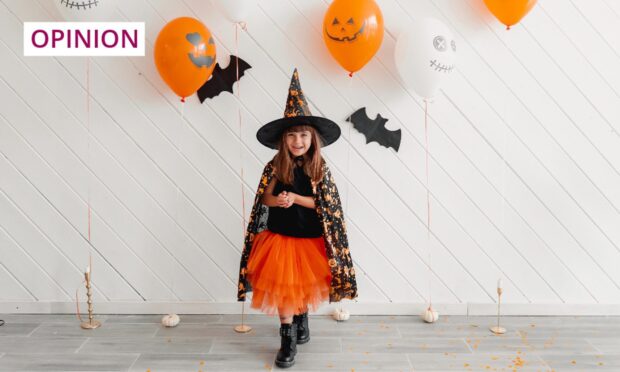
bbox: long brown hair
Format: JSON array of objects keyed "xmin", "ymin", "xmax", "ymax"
[{"xmin": 273, "ymin": 125, "xmax": 323, "ymax": 185}]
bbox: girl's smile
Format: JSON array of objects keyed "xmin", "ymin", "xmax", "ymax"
[{"xmin": 286, "ymin": 130, "xmax": 312, "ymax": 157}]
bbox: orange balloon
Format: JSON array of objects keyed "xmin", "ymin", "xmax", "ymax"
[
  {"xmin": 483, "ymin": 0, "xmax": 537, "ymax": 29},
  {"xmin": 154, "ymin": 17, "xmax": 216, "ymax": 100},
  {"xmin": 323, "ymin": 0, "xmax": 384, "ymax": 76}
]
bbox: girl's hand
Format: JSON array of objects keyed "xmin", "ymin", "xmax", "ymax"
[
  {"xmin": 284, "ymin": 192, "xmax": 296, "ymax": 208},
  {"xmin": 277, "ymin": 191, "xmax": 291, "ymax": 208}
]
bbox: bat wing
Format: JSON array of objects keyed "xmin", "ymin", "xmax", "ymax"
[
  {"xmin": 383, "ymin": 127, "xmax": 402, "ymax": 152},
  {"xmin": 346, "ymin": 107, "xmax": 402, "ymax": 152},
  {"xmin": 197, "ymin": 55, "xmax": 252, "ymax": 102},
  {"xmin": 346, "ymin": 108, "xmax": 373, "ymax": 135}
]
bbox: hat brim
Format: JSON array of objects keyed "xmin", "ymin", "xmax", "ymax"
[{"xmin": 256, "ymin": 116, "xmax": 341, "ymax": 149}]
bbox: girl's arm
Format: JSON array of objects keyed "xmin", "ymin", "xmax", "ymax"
[{"xmin": 288, "ymin": 192, "xmax": 315, "ymax": 209}]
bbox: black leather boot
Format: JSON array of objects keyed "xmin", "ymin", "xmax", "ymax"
[
  {"xmin": 275, "ymin": 323, "xmax": 297, "ymax": 368},
  {"xmin": 293, "ymin": 312, "xmax": 310, "ymax": 344}
]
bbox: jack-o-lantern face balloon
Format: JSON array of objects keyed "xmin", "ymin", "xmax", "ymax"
[
  {"xmin": 154, "ymin": 17, "xmax": 217, "ymax": 101},
  {"xmin": 323, "ymin": 0, "xmax": 384, "ymax": 76}
]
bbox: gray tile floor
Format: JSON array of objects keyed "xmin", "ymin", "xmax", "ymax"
[{"xmin": 0, "ymin": 314, "xmax": 618, "ymax": 371}]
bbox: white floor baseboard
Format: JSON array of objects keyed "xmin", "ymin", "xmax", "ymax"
[{"xmin": 2, "ymin": 301, "xmax": 620, "ymax": 316}]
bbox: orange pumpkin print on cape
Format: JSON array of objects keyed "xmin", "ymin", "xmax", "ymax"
[{"xmin": 323, "ymin": 0, "xmax": 384, "ymax": 76}]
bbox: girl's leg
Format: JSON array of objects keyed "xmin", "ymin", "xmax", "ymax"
[
  {"xmin": 278, "ymin": 307, "xmax": 293, "ymax": 324},
  {"xmin": 275, "ymin": 307, "xmax": 297, "ymax": 368},
  {"xmin": 279, "ymin": 315, "xmax": 293, "ymax": 324},
  {"xmin": 294, "ymin": 306, "xmax": 310, "ymax": 344}
]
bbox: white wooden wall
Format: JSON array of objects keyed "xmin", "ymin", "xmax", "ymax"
[{"xmin": 1, "ymin": 0, "xmax": 619, "ymax": 315}]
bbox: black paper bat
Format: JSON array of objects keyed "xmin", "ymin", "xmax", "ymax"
[
  {"xmin": 197, "ymin": 55, "xmax": 252, "ymax": 102},
  {"xmin": 346, "ymin": 107, "xmax": 401, "ymax": 152}
]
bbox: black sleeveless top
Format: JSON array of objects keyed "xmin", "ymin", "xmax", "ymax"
[{"xmin": 267, "ymin": 162, "xmax": 323, "ymax": 238}]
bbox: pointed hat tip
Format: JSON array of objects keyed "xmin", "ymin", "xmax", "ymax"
[{"xmin": 283, "ymin": 67, "xmax": 311, "ymax": 117}]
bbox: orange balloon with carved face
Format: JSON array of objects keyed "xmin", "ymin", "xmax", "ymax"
[
  {"xmin": 154, "ymin": 17, "xmax": 216, "ymax": 101},
  {"xmin": 323, "ymin": 0, "xmax": 384, "ymax": 76}
]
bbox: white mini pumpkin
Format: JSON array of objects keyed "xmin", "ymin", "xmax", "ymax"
[
  {"xmin": 421, "ymin": 307, "xmax": 439, "ymax": 323},
  {"xmin": 332, "ymin": 308, "xmax": 350, "ymax": 322},
  {"xmin": 161, "ymin": 313, "xmax": 180, "ymax": 327}
]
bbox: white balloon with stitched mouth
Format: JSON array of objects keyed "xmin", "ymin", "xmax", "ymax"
[
  {"xmin": 54, "ymin": 0, "xmax": 118, "ymax": 22},
  {"xmin": 395, "ymin": 17, "xmax": 456, "ymax": 99},
  {"xmin": 211, "ymin": 0, "xmax": 258, "ymax": 24}
]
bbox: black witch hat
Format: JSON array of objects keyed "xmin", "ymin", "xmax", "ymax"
[{"xmin": 256, "ymin": 68, "xmax": 341, "ymax": 149}]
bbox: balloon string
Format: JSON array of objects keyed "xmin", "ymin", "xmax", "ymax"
[
  {"xmin": 424, "ymin": 99, "xmax": 432, "ymax": 308},
  {"xmin": 501, "ymin": 73, "xmax": 508, "ymax": 273},
  {"xmin": 236, "ymin": 23, "xmax": 247, "ymax": 237},
  {"xmin": 85, "ymin": 57, "xmax": 93, "ymax": 317},
  {"xmin": 344, "ymin": 75, "xmax": 354, "ymax": 213},
  {"xmin": 168, "ymin": 100, "xmax": 185, "ymax": 314},
  {"xmin": 160, "ymin": 98, "xmax": 185, "ymax": 314},
  {"xmin": 236, "ymin": 23, "xmax": 249, "ymax": 324},
  {"xmin": 86, "ymin": 57, "xmax": 91, "ymax": 244}
]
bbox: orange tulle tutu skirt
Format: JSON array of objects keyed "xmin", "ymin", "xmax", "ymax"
[{"xmin": 246, "ymin": 230, "xmax": 331, "ymax": 316}]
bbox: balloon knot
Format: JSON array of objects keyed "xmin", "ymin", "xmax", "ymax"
[
  {"xmin": 181, "ymin": 97, "xmax": 186, "ymax": 103},
  {"xmin": 348, "ymin": 72, "xmax": 353, "ymax": 78},
  {"xmin": 506, "ymin": 25, "xmax": 511, "ymax": 31}
]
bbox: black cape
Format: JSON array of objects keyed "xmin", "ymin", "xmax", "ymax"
[{"xmin": 237, "ymin": 160, "xmax": 358, "ymax": 303}]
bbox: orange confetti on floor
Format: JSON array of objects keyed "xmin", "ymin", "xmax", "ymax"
[
  {"xmin": 466, "ymin": 338, "xmax": 480, "ymax": 350},
  {"xmin": 512, "ymin": 356, "xmax": 525, "ymax": 367}
]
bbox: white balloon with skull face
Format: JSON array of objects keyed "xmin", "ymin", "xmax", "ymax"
[
  {"xmin": 395, "ymin": 17, "xmax": 456, "ymax": 99},
  {"xmin": 211, "ymin": 0, "xmax": 258, "ymax": 24},
  {"xmin": 54, "ymin": 0, "xmax": 118, "ymax": 22}
]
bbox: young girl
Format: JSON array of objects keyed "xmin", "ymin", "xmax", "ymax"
[{"xmin": 237, "ymin": 69, "xmax": 357, "ymax": 368}]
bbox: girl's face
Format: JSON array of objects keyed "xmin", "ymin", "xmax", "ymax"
[{"xmin": 285, "ymin": 129, "xmax": 312, "ymax": 157}]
